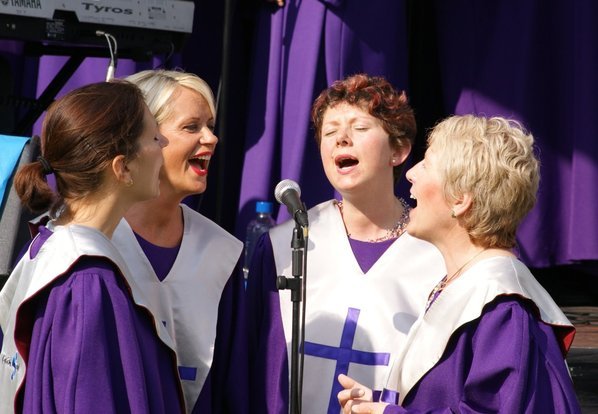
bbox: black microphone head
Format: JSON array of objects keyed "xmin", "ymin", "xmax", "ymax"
[{"xmin": 274, "ymin": 179, "xmax": 301, "ymax": 204}]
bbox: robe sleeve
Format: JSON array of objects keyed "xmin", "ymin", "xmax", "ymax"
[
  {"xmin": 20, "ymin": 257, "xmax": 183, "ymax": 414},
  {"xmin": 245, "ymin": 232, "xmax": 290, "ymax": 413},
  {"xmin": 382, "ymin": 297, "xmax": 581, "ymax": 414}
]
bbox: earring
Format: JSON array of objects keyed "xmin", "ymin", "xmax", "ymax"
[
  {"xmin": 125, "ymin": 179, "xmax": 134, "ymax": 187},
  {"xmin": 451, "ymin": 210, "xmax": 456, "ymax": 218}
]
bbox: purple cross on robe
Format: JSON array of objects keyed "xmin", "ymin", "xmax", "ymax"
[{"xmin": 304, "ymin": 307, "xmax": 390, "ymax": 414}]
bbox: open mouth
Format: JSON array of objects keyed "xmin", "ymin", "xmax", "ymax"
[
  {"xmin": 189, "ymin": 154, "xmax": 211, "ymax": 175},
  {"xmin": 409, "ymin": 193, "xmax": 417, "ymax": 207},
  {"xmin": 335, "ymin": 155, "xmax": 358, "ymax": 169}
]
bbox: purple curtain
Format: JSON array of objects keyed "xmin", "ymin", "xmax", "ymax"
[
  {"xmin": 2, "ymin": 0, "xmax": 597, "ymax": 269},
  {"xmin": 238, "ymin": 0, "xmax": 598, "ymax": 269},
  {"xmin": 431, "ymin": 0, "xmax": 598, "ymax": 267},
  {"xmin": 236, "ymin": 0, "xmax": 411, "ymax": 235}
]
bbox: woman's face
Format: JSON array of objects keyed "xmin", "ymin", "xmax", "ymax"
[
  {"xmin": 158, "ymin": 86, "xmax": 218, "ymax": 198},
  {"xmin": 319, "ymin": 103, "xmax": 402, "ymax": 197},
  {"xmin": 127, "ymin": 106, "xmax": 167, "ymax": 201},
  {"xmin": 405, "ymin": 144, "xmax": 452, "ymax": 243}
]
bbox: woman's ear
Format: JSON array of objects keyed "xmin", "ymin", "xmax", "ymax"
[
  {"xmin": 111, "ymin": 155, "xmax": 133, "ymax": 186},
  {"xmin": 392, "ymin": 141, "xmax": 412, "ymax": 166},
  {"xmin": 452, "ymin": 192, "xmax": 473, "ymax": 217}
]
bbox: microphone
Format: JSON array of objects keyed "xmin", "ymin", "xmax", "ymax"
[{"xmin": 274, "ymin": 179, "xmax": 309, "ymax": 227}]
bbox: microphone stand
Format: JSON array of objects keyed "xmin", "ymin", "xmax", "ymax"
[{"xmin": 277, "ymin": 220, "xmax": 307, "ymax": 414}]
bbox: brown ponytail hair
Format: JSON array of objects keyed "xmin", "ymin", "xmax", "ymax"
[{"xmin": 14, "ymin": 80, "xmax": 147, "ymax": 215}]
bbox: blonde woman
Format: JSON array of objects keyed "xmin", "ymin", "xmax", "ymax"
[
  {"xmin": 338, "ymin": 115, "xmax": 581, "ymax": 413},
  {"xmin": 112, "ymin": 70, "xmax": 246, "ymax": 413}
]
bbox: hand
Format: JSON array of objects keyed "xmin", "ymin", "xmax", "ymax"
[
  {"xmin": 338, "ymin": 374, "xmax": 384, "ymax": 413},
  {"xmin": 347, "ymin": 402, "xmax": 389, "ymax": 414}
]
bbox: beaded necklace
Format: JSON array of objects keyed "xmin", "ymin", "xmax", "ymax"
[{"xmin": 337, "ymin": 197, "xmax": 410, "ymax": 243}]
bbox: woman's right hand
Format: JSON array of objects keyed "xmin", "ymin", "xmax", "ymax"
[{"xmin": 337, "ymin": 374, "xmax": 376, "ymax": 413}]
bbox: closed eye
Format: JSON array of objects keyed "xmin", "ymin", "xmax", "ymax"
[{"xmin": 183, "ymin": 124, "xmax": 199, "ymax": 132}]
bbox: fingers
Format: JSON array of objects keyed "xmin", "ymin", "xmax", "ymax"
[
  {"xmin": 338, "ymin": 373, "xmax": 367, "ymax": 392},
  {"xmin": 338, "ymin": 386, "xmax": 365, "ymax": 404},
  {"xmin": 338, "ymin": 373, "xmax": 356, "ymax": 388},
  {"xmin": 342, "ymin": 399, "xmax": 354, "ymax": 414},
  {"xmin": 351, "ymin": 402, "xmax": 371, "ymax": 413},
  {"xmin": 351, "ymin": 402, "xmax": 388, "ymax": 414},
  {"xmin": 338, "ymin": 373, "xmax": 370, "ymax": 413},
  {"xmin": 351, "ymin": 388, "xmax": 366, "ymax": 398}
]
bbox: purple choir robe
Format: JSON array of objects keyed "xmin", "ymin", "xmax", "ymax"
[
  {"xmin": 245, "ymin": 233, "xmax": 294, "ymax": 413},
  {"xmin": 135, "ymin": 239, "xmax": 249, "ymax": 414},
  {"xmin": 10, "ymin": 227, "xmax": 184, "ymax": 413},
  {"xmin": 245, "ymin": 230, "xmax": 418, "ymax": 413},
  {"xmin": 16, "ymin": 214, "xmax": 248, "ymax": 414},
  {"xmin": 380, "ymin": 297, "xmax": 581, "ymax": 413},
  {"xmin": 191, "ymin": 267, "xmax": 249, "ymax": 413},
  {"xmin": 187, "ymin": 262, "xmax": 248, "ymax": 414},
  {"xmin": 111, "ymin": 205, "xmax": 247, "ymax": 414}
]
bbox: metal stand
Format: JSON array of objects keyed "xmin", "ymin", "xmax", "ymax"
[{"xmin": 276, "ymin": 222, "xmax": 306, "ymax": 414}]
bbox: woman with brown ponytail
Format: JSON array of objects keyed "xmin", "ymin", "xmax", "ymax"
[{"xmin": 0, "ymin": 81, "xmax": 185, "ymax": 413}]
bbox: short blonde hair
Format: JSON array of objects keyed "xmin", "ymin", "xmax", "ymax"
[
  {"xmin": 125, "ymin": 69, "xmax": 216, "ymax": 125},
  {"xmin": 428, "ymin": 115, "xmax": 539, "ymax": 248}
]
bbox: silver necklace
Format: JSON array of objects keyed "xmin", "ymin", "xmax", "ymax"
[
  {"xmin": 425, "ymin": 248, "xmax": 487, "ymax": 311},
  {"xmin": 337, "ymin": 197, "xmax": 410, "ymax": 243}
]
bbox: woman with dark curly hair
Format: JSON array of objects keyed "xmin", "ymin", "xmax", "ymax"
[{"xmin": 245, "ymin": 74, "xmax": 445, "ymax": 413}]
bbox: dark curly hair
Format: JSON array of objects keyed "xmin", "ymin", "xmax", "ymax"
[{"xmin": 311, "ymin": 73, "xmax": 416, "ymax": 182}]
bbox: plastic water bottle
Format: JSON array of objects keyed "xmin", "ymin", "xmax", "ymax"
[{"xmin": 243, "ymin": 201, "xmax": 276, "ymax": 283}]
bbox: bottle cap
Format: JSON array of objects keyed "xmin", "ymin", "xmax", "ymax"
[{"xmin": 256, "ymin": 201, "xmax": 273, "ymax": 214}]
